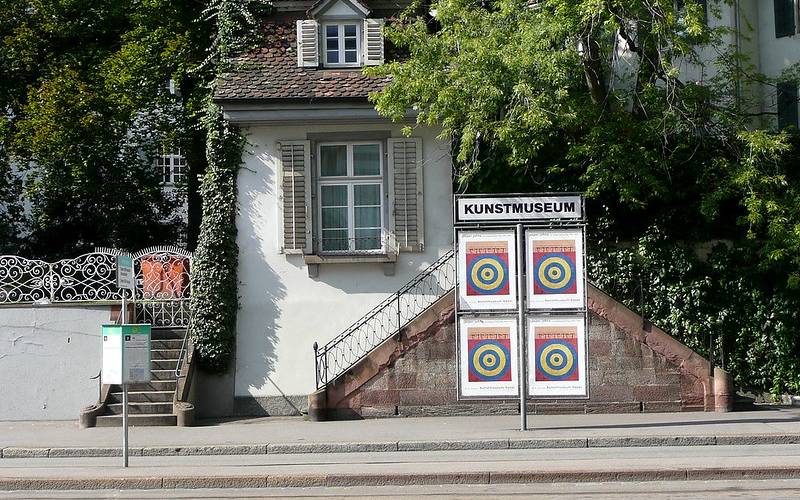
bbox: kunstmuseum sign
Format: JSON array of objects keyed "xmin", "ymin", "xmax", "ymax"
[{"xmin": 456, "ymin": 195, "xmax": 582, "ymax": 223}]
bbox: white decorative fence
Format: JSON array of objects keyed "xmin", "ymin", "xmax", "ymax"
[{"xmin": 0, "ymin": 246, "xmax": 192, "ymax": 327}]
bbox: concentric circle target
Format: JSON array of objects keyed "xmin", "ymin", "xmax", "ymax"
[
  {"xmin": 534, "ymin": 252, "xmax": 575, "ymax": 293},
  {"xmin": 469, "ymin": 340, "xmax": 511, "ymax": 381},
  {"xmin": 468, "ymin": 255, "xmax": 508, "ymax": 294},
  {"xmin": 538, "ymin": 340, "xmax": 578, "ymax": 380}
]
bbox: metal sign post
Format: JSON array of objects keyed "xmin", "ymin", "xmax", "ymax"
[
  {"xmin": 114, "ymin": 254, "xmax": 136, "ymax": 468},
  {"xmin": 516, "ymin": 224, "xmax": 527, "ymax": 431}
]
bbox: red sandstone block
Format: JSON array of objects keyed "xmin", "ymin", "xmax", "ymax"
[
  {"xmin": 588, "ymin": 385, "xmax": 634, "ymax": 402},
  {"xmin": 589, "ymin": 340, "xmax": 612, "ymax": 356},
  {"xmin": 533, "ymin": 403, "xmax": 586, "ymax": 415},
  {"xmin": 585, "ymin": 402, "xmax": 642, "ymax": 414},
  {"xmin": 359, "ymin": 390, "xmax": 400, "ymax": 406},
  {"xmin": 633, "ymin": 384, "xmax": 680, "ymax": 402},
  {"xmin": 395, "ymin": 372, "xmax": 417, "ymax": 389},
  {"xmin": 398, "ymin": 389, "xmax": 456, "ymax": 406},
  {"xmin": 642, "ymin": 401, "xmax": 682, "ymax": 412}
]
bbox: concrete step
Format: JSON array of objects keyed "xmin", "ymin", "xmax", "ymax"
[
  {"xmin": 106, "ymin": 402, "xmax": 173, "ymax": 415},
  {"xmin": 151, "ymin": 349, "xmax": 182, "ymax": 360},
  {"xmin": 123, "ymin": 380, "xmax": 177, "ymax": 392},
  {"xmin": 95, "ymin": 414, "xmax": 177, "ymax": 427},
  {"xmin": 151, "ymin": 329, "xmax": 186, "ymax": 341},
  {"xmin": 108, "ymin": 391, "xmax": 173, "ymax": 403},
  {"xmin": 151, "ymin": 369, "xmax": 177, "ymax": 381},
  {"xmin": 151, "ymin": 339, "xmax": 183, "ymax": 350},
  {"xmin": 151, "ymin": 359, "xmax": 180, "ymax": 370}
]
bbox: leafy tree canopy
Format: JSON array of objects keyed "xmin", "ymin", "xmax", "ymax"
[{"xmin": 370, "ymin": 0, "xmax": 800, "ymax": 393}]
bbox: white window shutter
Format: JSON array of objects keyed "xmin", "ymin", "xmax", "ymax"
[
  {"xmin": 296, "ymin": 20, "xmax": 319, "ymax": 67},
  {"xmin": 278, "ymin": 141, "xmax": 313, "ymax": 254},
  {"xmin": 363, "ymin": 18, "xmax": 384, "ymax": 66},
  {"xmin": 388, "ymin": 138, "xmax": 424, "ymax": 252}
]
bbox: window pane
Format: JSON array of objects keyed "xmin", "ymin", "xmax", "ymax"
[
  {"xmin": 322, "ymin": 207, "xmax": 348, "ymax": 229},
  {"xmin": 355, "ymin": 206, "xmax": 380, "ymax": 228},
  {"xmin": 322, "ymin": 230, "xmax": 349, "ymax": 251},
  {"xmin": 344, "ymin": 50, "xmax": 357, "ymax": 63},
  {"xmin": 355, "ymin": 228, "xmax": 381, "ymax": 250},
  {"xmin": 344, "ymin": 24, "xmax": 356, "ymax": 37},
  {"xmin": 354, "ymin": 184, "xmax": 380, "ymax": 206},
  {"xmin": 321, "ymin": 184, "xmax": 347, "ymax": 206},
  {"xmin": 353, "ymin": 144, "xmax": 380, "ymax": 175},
  {"xmin": 320, "ymin": 146, "xmax": 347, "ymax": 176},
  {"xmin": 345, "ymin": 37, "xmax": 357, "ymax": 50},
  {"xmin": 326, "ymin": 25, "xmax": 338, "ymax": 37}
]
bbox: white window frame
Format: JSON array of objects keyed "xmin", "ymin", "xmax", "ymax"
[
  {"xmin": 156, "ymin": 148, "xmax": 187, "ymax": 186},
  {"xmin": 317, "ymin": 141, "xmax": 385, "ymax": 254},
  {"xmin": 322, "ymin": 21, "xmax": 361, "ymax": 67}
]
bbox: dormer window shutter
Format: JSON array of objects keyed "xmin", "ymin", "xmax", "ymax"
[
  {"xmin": 363, "ymin": 18, "xmax": 384, "ymax": 66},
  {"xmin": 296, "ymin": 20, "xmax": 319, "ymax": 67}
]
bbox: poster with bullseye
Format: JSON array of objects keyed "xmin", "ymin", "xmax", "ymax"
[
  {"xmin": 526, "ymin": 229, "xmax": 585, "ymax": 310},
  {"xmin": 458, "ymin": 317, "xmax": 519, "ymax": 398},
  {"xmin": 527, "ymin": 316, "xmax": 587, "ymax": 397},
  {"xmin": 457, "ymin": 231, "xmax": 517, "ymax": 311}
]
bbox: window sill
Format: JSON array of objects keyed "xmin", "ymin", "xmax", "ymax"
[{"xmin": 303, "ymin": 253, "xmax": 397, "ymax": 277}]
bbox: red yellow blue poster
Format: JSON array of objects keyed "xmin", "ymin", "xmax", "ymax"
[
  {"xmin": 526, "ymin": 229, "xmax": 585, "ymax": 309},
  {"xmin": 458, "ymin": 317, "xmax": 518, "ymax": 398},
  {"xmin": 457, "ymin": 230, "xmax": 517, "ymax": 311},
  {"xmin": 527, "ymin": 316, "xmax": 587, "ymax": 397}
]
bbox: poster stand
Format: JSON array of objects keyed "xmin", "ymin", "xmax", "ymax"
[{"xmin": 453, "ymin": 193, "xmax": 588, "ymax": 431}]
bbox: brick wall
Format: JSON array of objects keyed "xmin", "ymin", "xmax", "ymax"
[{"xmin": 309, "ymin": 286, "xmax": 723, "ymax": 420}]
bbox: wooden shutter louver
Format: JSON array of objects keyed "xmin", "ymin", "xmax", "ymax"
[
  {"xmin": 388, "ymin": 138, "xmax": 424, "ymax": 253},
  {"xmin": 296, "ymin": 20, "xmax": 319, "ymax": 67},
  {"xmin": 279, "ymin": 141, "xmax": 312, "ymax": 254},
  {"xmin": 363, "ymin": 18, "xmax": 384, "ymax": 66}
]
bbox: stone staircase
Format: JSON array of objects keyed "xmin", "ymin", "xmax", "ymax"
[{"xmin": 95, "ymin": 327, "xmax": 184, "ymax": 427}]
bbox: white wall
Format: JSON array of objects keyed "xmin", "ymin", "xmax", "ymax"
[
  {"xmin": 235, "ymin": 123, "xmax": 453, "ymax": 399},
  {"xmin": 757, "ymin": 0, "xmax": 800, "ymax": 127},
  {"xmin": 0, "ymin": 305, "xmax": 112, "ymax": 420}
]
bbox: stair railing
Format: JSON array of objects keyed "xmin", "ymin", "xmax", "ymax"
[{"xmin": 314, "ymin": 250, "xmax": 456, "ymax": 389}]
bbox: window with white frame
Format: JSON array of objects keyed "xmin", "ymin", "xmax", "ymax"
[
  {"xmin": 318, "ymin": 142, "xmax": 383, "ymax": 252},
  {"xmin": 156, "ymin": 149, "xmax": 187, "ymax": 185},
  {"xmin": 323, "ymin": 22, "xmax": 360, "ymax": 66}
]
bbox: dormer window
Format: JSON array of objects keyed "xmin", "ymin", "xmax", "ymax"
[
  {"xmin": 296, "ymin": 0, "xmax": 384, "ymax": 69},
  {"xmin": 324, "ymin": 23, "xmax": 360, "ymax": 66}
]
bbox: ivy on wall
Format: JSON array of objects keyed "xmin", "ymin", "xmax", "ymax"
[{"xmin": 190, "ymin": 0, "xmax": 268, "ymax": 371}]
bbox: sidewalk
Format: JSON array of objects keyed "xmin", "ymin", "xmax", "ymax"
[{"xmin": 2, "ymin": 406, "xmax": 799, "ymax": 458}]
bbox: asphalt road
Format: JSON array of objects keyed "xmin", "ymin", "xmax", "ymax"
[{"xmin": 2, "ymin": 479, "xmax": 800, "ymax": 499}]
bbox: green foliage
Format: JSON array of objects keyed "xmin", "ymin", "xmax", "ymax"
[
  {"xmin": 371, "ymin": 0, "xmax": 800, "ymax": 393},
  {"xmin": 189, "ymin": 0, "xmax": 266, "ymax": 372}
]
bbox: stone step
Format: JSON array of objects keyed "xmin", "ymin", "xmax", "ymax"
[
  {"xmin": 151, "ymin": 369, "xmax": 177, "ymax": 381},
  {"xmin": 95, "ymin": 414, "xmax": 177, "ymax": 427},
  {"xmin": 151, "ymin": 339, "xmax": 183, "ymax": 350},
  {"xmin": 122, "ymin": 380, "xmax": 176, "ymax": 392},
  {"xmin": 108, "ymin": 391, "xmax": 173, "ymax": 403},
  {"xmin": 151, "ymin": 329, "xmax": 186, "ymax": 341},
  {"xmin": 151, "ymin": 349, "xmax": 182, "ymax": 360},
  {"xmin": 106, "ymin": 402, "xmax": 173, "ymax": 415},
  {"xmin": 151, "ymin": 359, "xmax": 180, "ymax": 370}
]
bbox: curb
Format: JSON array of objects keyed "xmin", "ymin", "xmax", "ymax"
[
  {"xmin": 2, "ymin": 433, "xmax": 800, "ymax": 459},
  {"xmin": 2, "ymin": 467, "xmax": 800, "ymax": 490}
]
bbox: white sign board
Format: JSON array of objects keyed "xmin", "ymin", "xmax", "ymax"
[
  {"xmin": 526, "ymin": 228, "xmax": 585, "ymax": 310},
  {"xmin": 527, "ymin": 315, "xmax": 587, "ymax": 398},
  {"xmin": 457, "ymin": 230, "xmax": 517, "ymax": 311},
  {"xmin": 116, "ymin": 255, "xmax": 135, "ymax": 291},
  {"xmin": 102, "ymin": 324, "xmax": 151, "ymax": 384},
  {"xmin": 459, "ymin": 316, "xmax": 519, "ymax": 398},
  {"xmin": 456, "ymin": 195, "xmax": 582, "ymax": 223}
]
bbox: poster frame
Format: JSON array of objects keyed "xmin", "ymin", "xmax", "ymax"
[
  {"xmin": 525, "ymin": 227, "xmax": 586, "ymax": 311},
  {"xmin": 456, "ymin": 315, "xmax": 520, "ymax": 400},
  {"xmin": 526, "ymin": 313, "xmax": 590, "ymax": 400}
]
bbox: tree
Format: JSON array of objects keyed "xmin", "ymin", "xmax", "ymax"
[
  {"xmin": 370, "ymin": 0, "xmax": 800, "ymax": 394},
  {"xmin": 0, "ymin": 0, "xmax": 209, "ymax": 258}
]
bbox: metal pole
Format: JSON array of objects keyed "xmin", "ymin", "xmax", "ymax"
[
  {"xmin": 122, "ymin": 382, "xmax": 129, "ymax": 467},
  {"xmin": 516, "ymin": 224, "xmax": 527, "ymax": 431}
]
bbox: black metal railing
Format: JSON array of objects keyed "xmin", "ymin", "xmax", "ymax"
[{"xmin": 314, "ymin": 250, "xmax": 456, "ymax": 389}]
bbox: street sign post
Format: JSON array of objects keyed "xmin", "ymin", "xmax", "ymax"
[
  {"xmin": 113, "ymin": 254, "xmax": 138, "ymax": 467},
  {"xmin": 454, "ymin": 193, "xmax": 588, "ymax": 432},
  {"xmin": 102, "ymin": 324, "xmax": 151, "ymax": 467}
]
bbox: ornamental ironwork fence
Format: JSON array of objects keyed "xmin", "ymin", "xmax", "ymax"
[
  {"xmin": 0, "ymin": 246, "xmax": 192, "ymax": 327},
  {"xmin": 314, "ymin": 250, "xmax": 456, "ymax": 389}
]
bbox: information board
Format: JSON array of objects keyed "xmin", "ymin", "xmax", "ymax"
[
  {"xmin": 116, "ymin": 255, "xmax": 135, "ymax": 291},
  {"xmin": 102, "ymin": 324, "xmax": 151, "ymax": 384}
]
